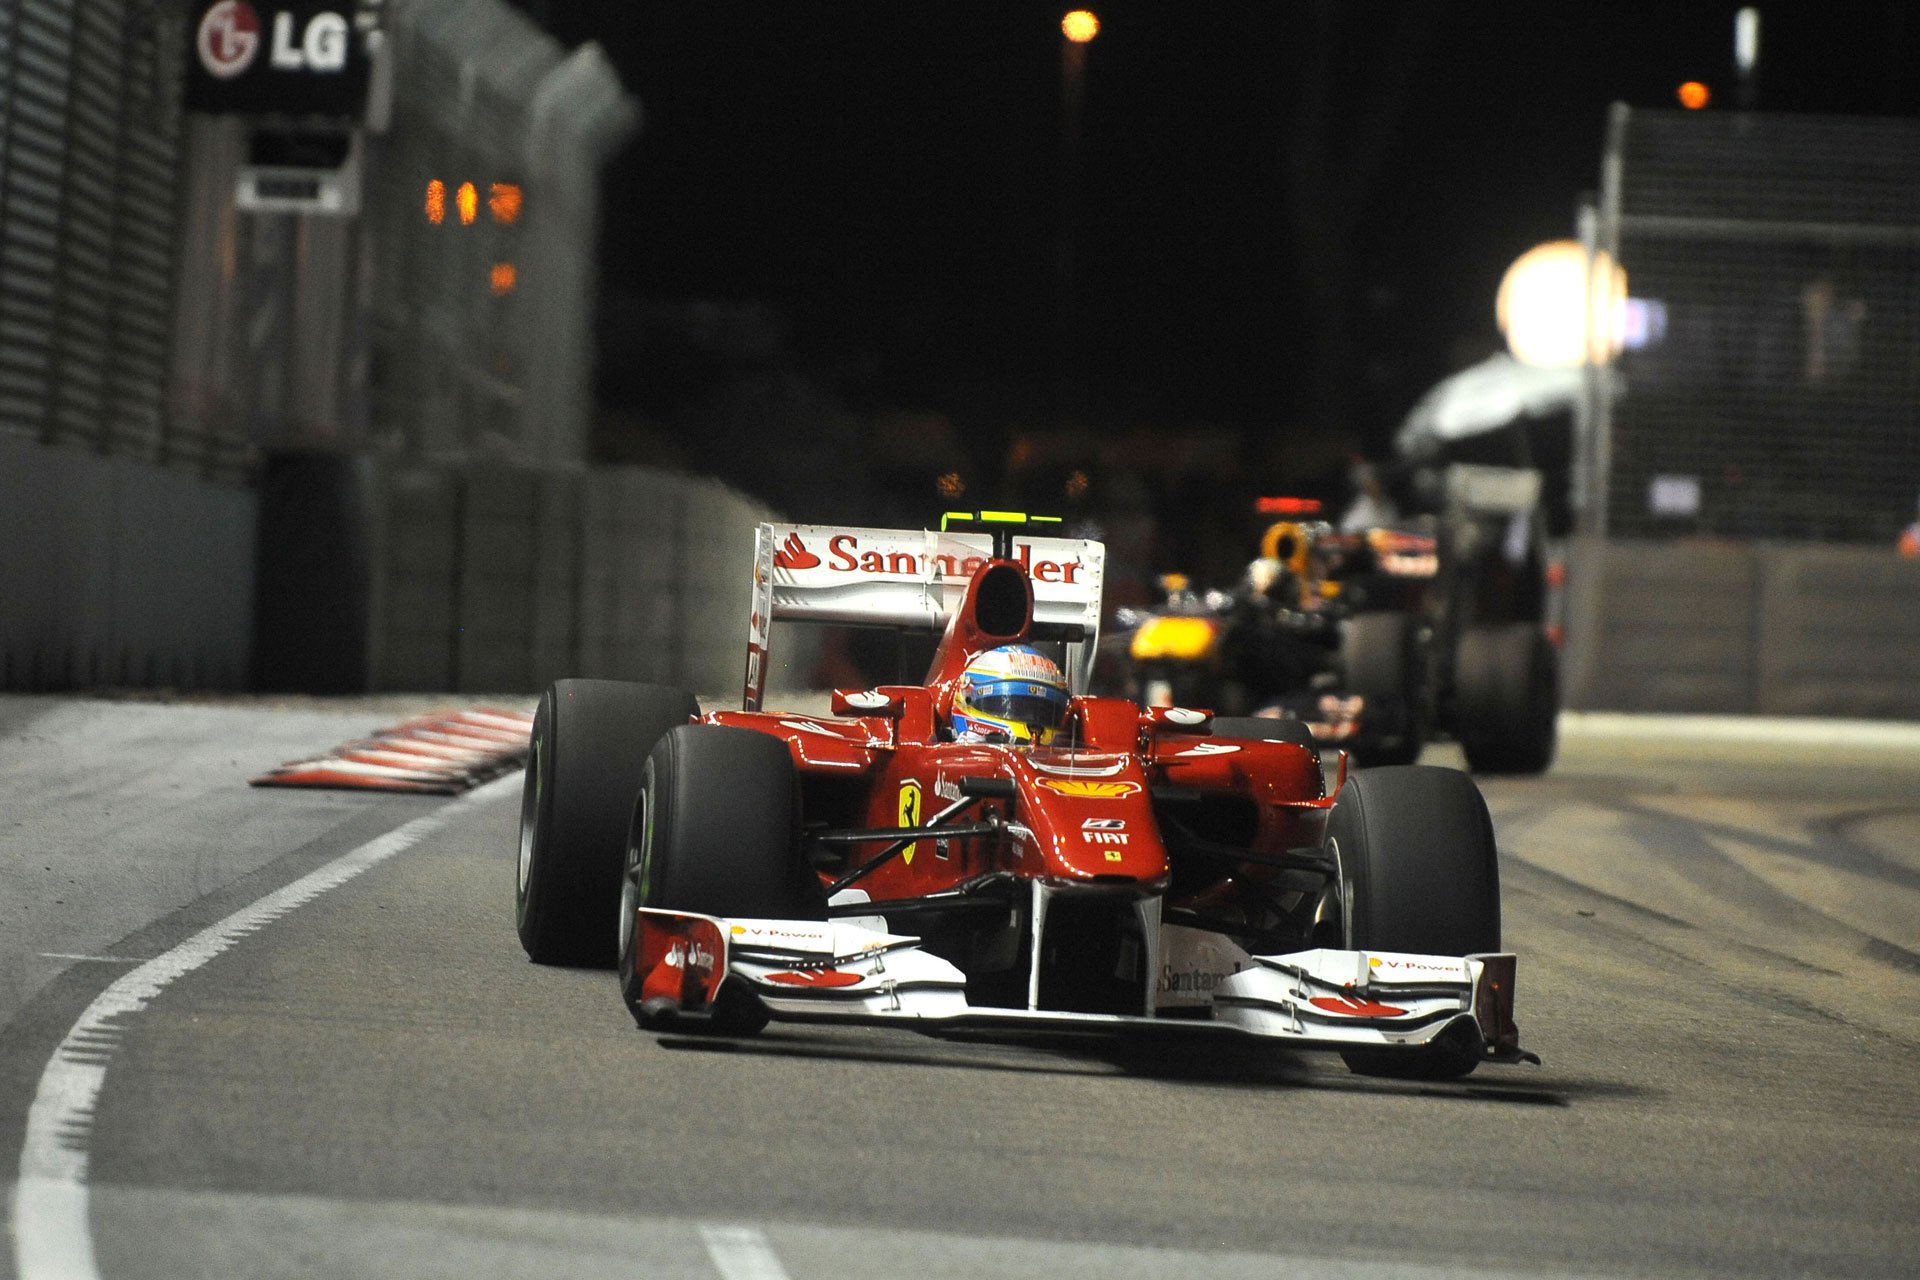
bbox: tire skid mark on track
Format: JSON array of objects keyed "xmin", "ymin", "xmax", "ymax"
[{"xmin": 9, "ymin": 774, "xmax": 523, "ymax": 1280}]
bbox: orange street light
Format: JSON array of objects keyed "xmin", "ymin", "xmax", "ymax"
[
  {"xmin": 1677, "ymin": 80, "xmax": 1711, "ymax": 109},
  {"xmin": 1062, "ymin": 10, "xmax": 1099, "ymax": 43},
  {"xmin": 424, "ymin": 179, "xmax": 446, "ymax": 225},
  {"xmin": 456, "ymin": 181, "xmax": 479, "ymax": 225}
]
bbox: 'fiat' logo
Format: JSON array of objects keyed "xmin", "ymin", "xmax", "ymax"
[{"xmin": 197, "ymin": 1, "xmax": 262, "ymax": 80}]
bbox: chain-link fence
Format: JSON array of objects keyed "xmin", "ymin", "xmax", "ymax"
[
  {"xmin": 1565, "ymin": 106, "xmax": 1920, "ymax": 717},
  {"xmin": 1592, "ymin": 106, "xmax": 1920, "ymax": 544}
]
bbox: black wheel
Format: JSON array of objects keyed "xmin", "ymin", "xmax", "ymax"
[
  {"xmin": 516, "ymin": 680, "xmax": 698, "ymax": 967},
  {"xmin": 1453, "ymin": 623, "xmax": 1558, "ymax": 775},
  {"xmin": 1327, "ymin": 764, "xmax": 1499, "ymax": 1080},
  {"xmin": 1341, "ymin": 612, "xmax": 1427, "ymax": 766},
  {"xmin": 618, "ymin": 724, "xmax": 822, "ymax": 1032}
]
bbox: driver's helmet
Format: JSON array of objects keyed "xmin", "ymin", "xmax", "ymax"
[{"xmin": 951, "ymin": 645, "xmax": 1070, "ymax": 746}]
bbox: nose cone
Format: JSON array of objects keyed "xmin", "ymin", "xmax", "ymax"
[{"xmin": 1011, "ymin": 752, "xmax": 1168, "ymax": 886}]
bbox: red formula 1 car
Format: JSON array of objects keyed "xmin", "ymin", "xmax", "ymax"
[{"xmin": 514, "ymin": 514, "xmax": 1534, "ymax": 1080}]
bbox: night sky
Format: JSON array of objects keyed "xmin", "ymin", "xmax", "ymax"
[{"xmin": 508, "ymin": 1, "xmax": 1915, "ymax": 526}]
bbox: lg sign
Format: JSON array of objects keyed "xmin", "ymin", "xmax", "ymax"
[
  {"xmin": 196, "ymin": 1, "xmax": 261, "ymax": 79},
  {"xmin": 198, "ymin": 2, "xmax": 349, "ymax": 78},
  {"xmin": 188, "ymin": 1, "xmax": 368, "ymax": 116}
]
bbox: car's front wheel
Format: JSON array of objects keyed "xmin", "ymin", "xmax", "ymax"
[
  {"xmin": 516, "ymin": 680, "xmax": 699, "ymax": 967},
  {"xmin": 1327, "ymin": 764, "xmax": 1499, "ymax": 1079},
  {"xmin": 618, "ymin": 724, "xmax": 822, "ymax": 1032}
]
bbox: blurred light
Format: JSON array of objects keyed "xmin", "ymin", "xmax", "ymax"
[
  {"xmin": 1496, "ymin": 239, "xmax": 1628, "ymax": 367},
  {"xmin": 490, "ymin": 262, "xmax": 517, "ymax": 295},
  {"xmin": 1062, "ymin": 10, "xmax": 1099, "ymax": 43},
  {"xmin": 424, "ymin": 179, "xmax": 445, "ymax": 225},
  {"xmin": 1677, "ymin": 80, "xmax": 1711, "ymax": 110},
  {"xmin": 1255, "ymin": 496, "xmax": 1322, "ymax": 516},
  {"xmin": 1065, "ymin": 469, "xmax": 1090, "ymax": 500},
  {"xmin": 489, "ymin": 182, "xmax": 523, "ymax": 226},
  {"xmin": 456, "ymin": 181, "xmax": 479, "ymax": 226},
  {"xmin": 1735, "ymin": 8, "xmax": 1760, "ymax": 73},
  {"xmin": 937, "ymin": 472, "xmax": 966, "ymax": 499}
]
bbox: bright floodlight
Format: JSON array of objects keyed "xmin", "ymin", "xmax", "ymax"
[
  {"xmin": 1496, "ymin": 240, "xmax": 1627, "ymax": 368},
  {"xmin": 1062, "ymin": 10, "xmax": 1099, "ymax": 43}
]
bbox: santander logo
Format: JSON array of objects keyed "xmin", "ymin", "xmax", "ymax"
[
  {"xmin": 772, "ymin": 531, "xmax": 1083, "ymax": 585},
  {"xmin": 197, "ymin": 0, "xmax": 263, "ymax": 79},
  {"xmin": 773, "ymin": 532, "xmax": 821, "ymax": 571}
]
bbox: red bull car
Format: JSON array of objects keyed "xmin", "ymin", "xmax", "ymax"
[{"xmin": 514, "ymin": 514, "xmax": 1534, "ymax": 1080}]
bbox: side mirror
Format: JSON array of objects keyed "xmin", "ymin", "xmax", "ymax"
[
  {"xmin": 1144, "ymin": 705, "xmax": 1211, "ymax": 733},
  {"xmin": 832, "ymin": 688, "xmax": 903, "ymax": 718}
]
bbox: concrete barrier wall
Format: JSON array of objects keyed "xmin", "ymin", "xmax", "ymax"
[
  {"xmin": 1565, "ymin": 537, "xmax": 1920, "ymax": 718},
  {"xmin": 368, "ymin": 461, "xmax": 814, "ymax": 698},
  {"xmin": 0, "ymin": 437, "xmax": 255, "ymax": 690}
]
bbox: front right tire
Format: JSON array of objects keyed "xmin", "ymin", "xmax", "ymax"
[
  {"xmin": 618, "ymin": 724, "xmax": 823, "ymax": 1031},
  {"xmin": 515, "ymin": 679, "xmax": 699, "ymax": 967}
]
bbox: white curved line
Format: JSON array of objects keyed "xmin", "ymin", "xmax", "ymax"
[
  {"xmin": 700, "ymin": 1222, "xmax": 793, "ymax": 1280},
  {"xmin": 10, "ymin": 775, "xmax": 522, "ymax": 1280}
]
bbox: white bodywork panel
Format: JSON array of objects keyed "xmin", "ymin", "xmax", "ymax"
[
  {"xmin": 745, "ymin": 523, "xmax": 1107, "ymax": 708},
  {"xmin": 638, "ymin": 909, "xmax": 1518, "ymax": 1057}
]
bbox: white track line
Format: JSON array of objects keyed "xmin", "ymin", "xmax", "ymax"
[
  {"xmin": 700, "ymin": 1223, "xmax": 794, "ymax": 1280},
  {"xmin": 10, "ymin": 774, "xmax": 522, "ymax": 1280}
]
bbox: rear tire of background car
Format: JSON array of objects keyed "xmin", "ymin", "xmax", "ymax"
[
  {"xmin": 1328, "ymin": 764, "xmax": 1499, "ymax": 1080},
  {"xmin": 619, "ymin": 724, "xmax": 822, "ymax": 1033},
  {"xmin": 516, "ymin": 680, "xmax": 698, "ymax": 968},
  {"xmin": 1341, "ymin": 611, "xmax": 1427, "ymax": 766},
  {"xmin": 1453, "ymin": 622, "xmax": 1558, "ymax": 776}
]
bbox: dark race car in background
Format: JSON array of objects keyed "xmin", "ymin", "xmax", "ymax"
[{"xmin": 1112, "ymin": 474, "xmax": 1559, "ymax": 774}]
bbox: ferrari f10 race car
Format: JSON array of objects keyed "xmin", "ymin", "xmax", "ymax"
[{"xmin": 515, "ymin": 514, "xmax": 1534, "ymax": 1080}]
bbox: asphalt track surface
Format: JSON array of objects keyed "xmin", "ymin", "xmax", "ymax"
[{"xmin": 5, "ymin": 697, "xmax": 1920, "ymax": 1279}]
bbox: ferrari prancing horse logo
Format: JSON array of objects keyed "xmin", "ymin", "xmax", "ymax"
[{"xmin": 898, "ymin": 781, "xmax": 921, "ymax": 866}]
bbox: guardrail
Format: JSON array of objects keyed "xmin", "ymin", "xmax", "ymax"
[{"xmin": 1563, "ymin": 536, "xmax": 1920, "ymax": 717}]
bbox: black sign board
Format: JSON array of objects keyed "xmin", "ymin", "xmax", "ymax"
[{"xmin": 185, "ymin": 1, "xmax": 371, "ymax": 119}]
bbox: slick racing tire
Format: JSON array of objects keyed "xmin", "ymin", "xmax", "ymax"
[
  {"xmin": 1340, "ymin": 612, "xmax": 1426, "ymax": 766},
  {"xmin": 516, "ymin": 680, "xmax": 699, "ymax": 968},
  {"xmin": 1453, "ymin": 622, "xmax": 1558, "ymax": 776},
  {"xmin": 1328, "ymin": 765, "xmax": 1499, "ymax": 1080},
  {"xmin": 619, "ymin": 724, "xmax": 823, "ymax": 1033}
]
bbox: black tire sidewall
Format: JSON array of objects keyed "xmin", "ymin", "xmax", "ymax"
[
  {"xmin": 516, "ymin": 679, "xmax": 699, "ymax": 966},
  {"xmin": 1454, "ymin": 623, "xmax": 1558, "ymax": 775},
  {"xmin": 639, "ymin": 724, "xmax": 819, "ymax": 921},
  {"xmin": 1331, "ymin": 764, "xmax": 1499, "ymax": 956}
]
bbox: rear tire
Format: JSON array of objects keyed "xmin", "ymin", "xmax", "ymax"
[
  {"xmin": 1328, "ymin": 765, "xmax": 1499, "ymax": 1080},
  {"xmin": 1453, "ymin": 623, "xmax": 1558, "ymax": 775},
  {"xmin": 515, "ymin": 680, "xmax": 698, "ymax": 967},
  {"xmin": 619, "ymin": 724, "xmax": 821, "ymax": 1032},
  {"xmin": 1341, "ymin": 612, "xmax": 1426, "ymax": 766}
]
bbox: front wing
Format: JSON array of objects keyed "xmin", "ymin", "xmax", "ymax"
[{"xmin": 633, "ymin": 909, "xmax": 1534, "ymax": 1064}]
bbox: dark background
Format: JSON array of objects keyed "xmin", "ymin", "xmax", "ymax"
[{"xmin": 506, "ymin": 1, "xmax": 1914, "ymax": 567}]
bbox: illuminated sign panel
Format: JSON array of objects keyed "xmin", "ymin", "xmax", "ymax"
[{"xmin": 186, "ymin": 2, "xmax": 372, "ymax": 119}]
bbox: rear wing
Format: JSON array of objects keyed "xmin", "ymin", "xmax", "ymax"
[{"xmin": 745, "ymin": 523, "xmax": 1106, "ymax": 710}]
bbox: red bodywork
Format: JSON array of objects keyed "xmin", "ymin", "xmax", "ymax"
[{"xmin": 706, "ymin": 554, "xmax": 1335, "ymax": 914}]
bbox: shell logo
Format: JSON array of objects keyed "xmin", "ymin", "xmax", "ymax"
[{"xmin": 1037, "ymin": 778, "xmax": 1141, "ymax": 799}]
